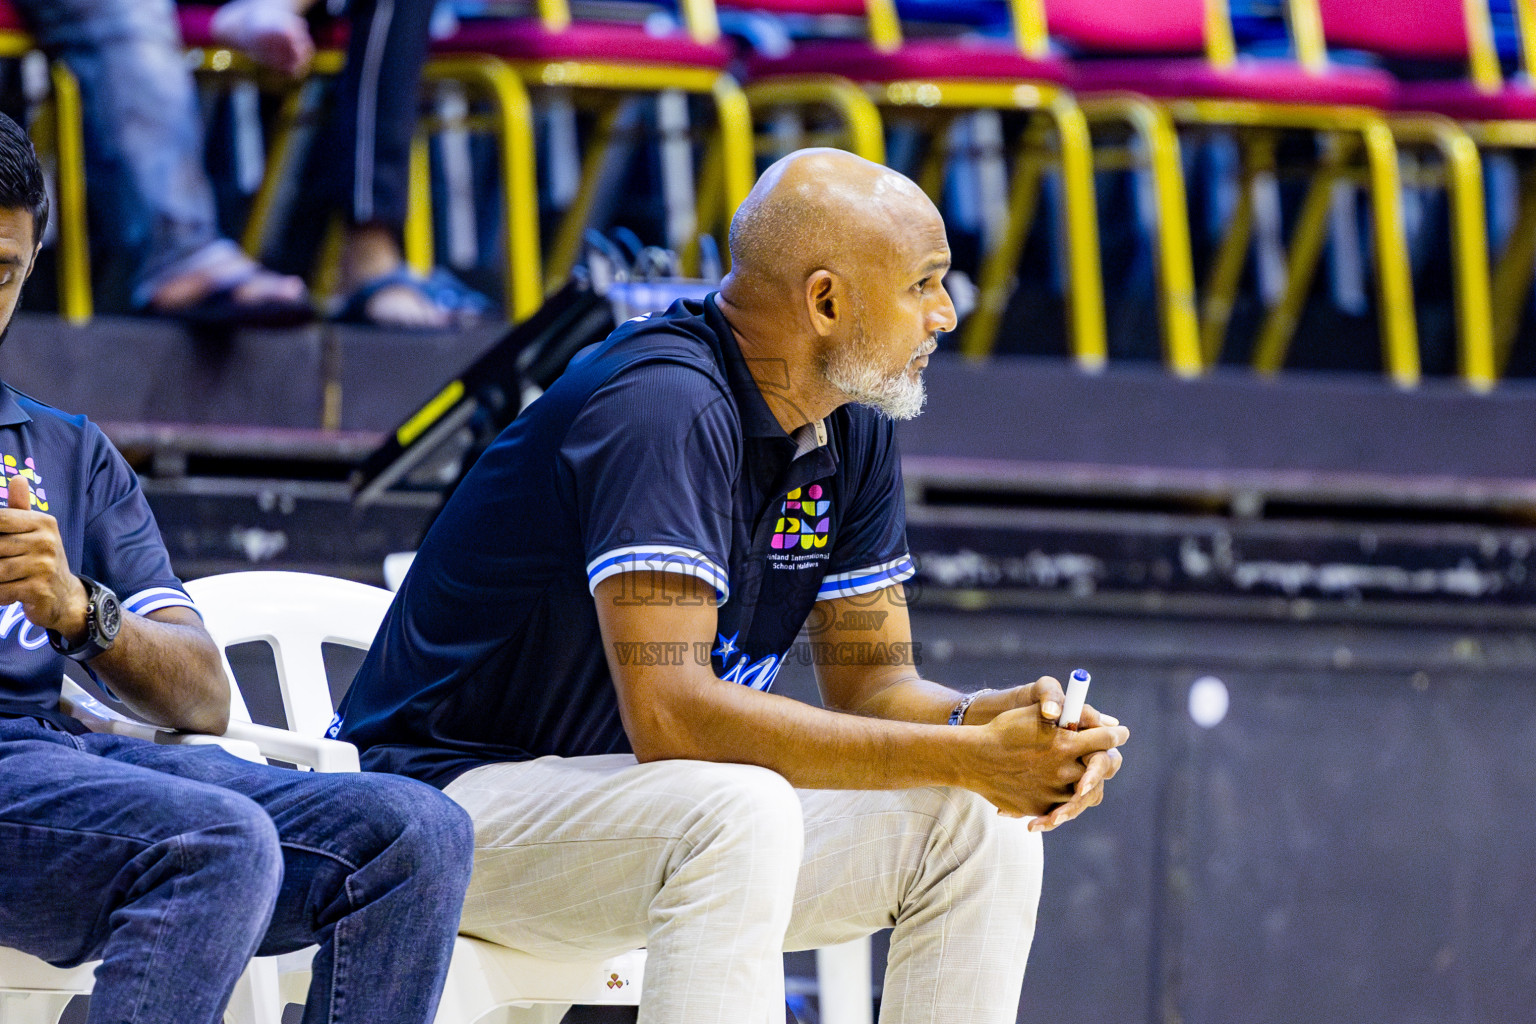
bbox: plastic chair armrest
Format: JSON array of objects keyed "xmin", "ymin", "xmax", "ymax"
[
  {"xmin": 219, "ymin": 719, "xmax": 362, "ymax": 773},
  {"xmin": 60, "ymin": 681, "xmax": 357, "ymax": 769},
  {"xmin": 60, "ymin": 684, "xmax": 266, "ymax": 762}
]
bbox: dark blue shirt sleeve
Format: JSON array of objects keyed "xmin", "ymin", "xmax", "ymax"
[
  {"xmin": 78, "ymin": 424, "xmax": 195, "ymax": 618},
  {"xmin": 562, "ymin": 361, "xmax": 739, "ymax": 601},
  {"xmin": 818, "ymin": 415, "xmax": 914, "ymax": 600}
]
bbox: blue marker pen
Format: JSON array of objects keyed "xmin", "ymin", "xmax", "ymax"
[{"xmin": 1059, "ymin": 669, "xmax": 1091, "ymax": 731}]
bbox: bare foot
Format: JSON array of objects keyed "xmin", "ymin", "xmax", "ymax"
[
  {"xmin": 339, "ymin": 225, "xmax": 455, "ymax": 329},
  {"xmin": 363, "ymin": 280, "xmax": 453, "ymax": 329}
]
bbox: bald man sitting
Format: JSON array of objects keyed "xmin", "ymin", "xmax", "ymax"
[{"xmin": 332, "ymin": 150, "xmax": 1130, "ymax": 1024}]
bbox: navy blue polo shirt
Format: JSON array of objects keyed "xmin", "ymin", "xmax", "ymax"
[
  {"xmin": 335, "ymin": 295, "xmax": 916, "ymax": 788},
  {"xmin": 0, "ymin": 384, "xmax": 197, "ymax": 732}
]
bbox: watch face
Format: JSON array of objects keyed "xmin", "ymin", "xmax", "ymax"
[{"xmin": 96, "ymin": 591, "xmax": 121, "ymax": 640}]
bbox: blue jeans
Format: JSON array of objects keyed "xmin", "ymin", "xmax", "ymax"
[
  {"xmin": 0, "ymin": 715, "xmax": 474, "ymax": 1024},
  {"xmin": 13, "ymin": 0, "xmax": 227, "ymax": 305}
]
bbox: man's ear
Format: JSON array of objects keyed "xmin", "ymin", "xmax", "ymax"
[
  {"xmin": 23, "ymin": 242, "xmax": 39, "ymax": 283},
  {"xmin": 805, "ymin": 270, "xmax": 840, "ymax": 338}
]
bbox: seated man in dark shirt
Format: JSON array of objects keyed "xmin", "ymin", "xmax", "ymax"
[
  {"xmin": 334, "ymin": 148, "xmax": 1131, "ymax": 1023},
  {"xmin": 0, "ymin": 112, "xmax": 473, "ymax": 1024}
]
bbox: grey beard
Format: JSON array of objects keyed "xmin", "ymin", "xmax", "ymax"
[{"xmin": 823, "ymin": 345, "xmax": 927, "ymax": 420}]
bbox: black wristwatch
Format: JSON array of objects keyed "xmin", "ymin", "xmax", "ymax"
[{"xmin": 47, "ymin": 575, "xmax": 121, "ymax": 662}]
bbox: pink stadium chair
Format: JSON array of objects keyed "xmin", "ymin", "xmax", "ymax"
[
  {"xmin": 1300, "ymin": 0, "xmax": 1522, "ymax": 377},
  {"xmin": 737, "ymin": 0, "xmax": 1111, "ymax": 372},
  {"xmin": 429, "ymin": 0, "xmax": 754, "ymax": 291},
  {"xmin": 1044, "ymin": 0, "xmax": 1486, "ymax": 388}
]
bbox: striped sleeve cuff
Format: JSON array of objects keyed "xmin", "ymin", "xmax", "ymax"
[
  {"xmin": 123, "ymin": 585, "xmax": 200, "ymax": 619},
  {"xmin": 817, "ymin": 555, "xmax": 916, "ymax": 600},
  {"xmin": 587, "ymin": 545, "xmax": 730, "ymax": 602}
]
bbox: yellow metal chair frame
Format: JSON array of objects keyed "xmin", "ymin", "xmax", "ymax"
[
  {"xmin": 1066, "ymin": 93, "xmax": 1202, "ymax": 375},
  {"xmin": 0, "ymin": 29, "xmax": 89, "ymax": 323},
  {"xmin": 752, "ymin": 78, "xmax": 1110, "ymax": 372},
  {"xmin": 441, "ymin": 0, "xmax": 754, "ymax": 293},
  {"xmin": 1285, "ymin": 0, "xmax": 1495, "ymax": 388},
  {"xmin": 513, "ymin": 59, "xmax": 752, "ymax": 292},
  {"xmin": 1066, "ymin": 0, "xmax": 1460, "ymax": 388},
  {"xmin": 1179, "ymin": 101, "xmax": 1424, "ymax": 387},
  {"xmin": 409, "ymin": 55, "xmax": 542, "ymax": 320},
  {"xmin": 991, "ymin": 0, "xmax": 1200, "ymax": 374},
  {"xmin": 742, "ymin": 0, "xmax": 1110, "ymax": 372},
  {"xmin": 738, "ymin": 0, "xmax": 1197, "ymax": 374},
  {"xmin": 1296, "ymin": 0, "xmax": 1527, "ymax": 381},
  {"xmin": 192, "ymin": 42, "xmax": 545, "ymax": 322}
]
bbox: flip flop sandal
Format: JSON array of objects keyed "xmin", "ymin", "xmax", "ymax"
[
  {"xmin": 146, "ymin": 246, "xmax": 315, "ymax": 329},
  {"xmin": 333, "ymin": 267, "xmax": 493, "ymax": 329},
  {"xmin": 162, "ymin": 280, "xmax": 316, "ymax": 330}
]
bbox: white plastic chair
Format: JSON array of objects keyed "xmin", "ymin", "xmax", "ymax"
[
  {"xmin": 0, "ymin": 947, "xmax": 99, "ymax": 1024},
  {"xmin": 187, "ymin": 569, "xmax": 874, "ymax": 1024},
  {"xmin": 183, "ymin": 570, "xmax": 648, "ymax": 1024}
]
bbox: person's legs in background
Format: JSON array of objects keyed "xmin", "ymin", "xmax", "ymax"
[
  {"xmin": 13, "ymin": 0, "xmax": 312, "ymax": 323},
  {"xmin": 317, "ymin": 0, "xmax": 476, "ymax": 329}
]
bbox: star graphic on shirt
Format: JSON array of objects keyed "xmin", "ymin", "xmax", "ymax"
[{"xmin": 713, "ymin": 631, "xmax": 740, "ymax": 660}]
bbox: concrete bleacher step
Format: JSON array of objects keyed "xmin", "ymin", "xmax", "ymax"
[{"xmin": 7, "ymin": 314, "xmax": 1536, "ymax": 615}]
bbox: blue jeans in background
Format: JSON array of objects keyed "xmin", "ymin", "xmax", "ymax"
[
  {"xmin": 12, "ymin": 0, "xmax": 232, "ymax": 307},
  {"xmin": 0, "ymin": 715, "xmax": 474, "ymax": 1024}
]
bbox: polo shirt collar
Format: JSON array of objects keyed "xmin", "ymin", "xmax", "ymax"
[
  {"xmin": 0, "ymin": 383, "xmax": 33, "ymax": 427},
  {"xmin": 705, "ymin": 295, "xmax": 827, "ymax": 447}
]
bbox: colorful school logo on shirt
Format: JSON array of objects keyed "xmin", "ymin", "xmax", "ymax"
[
  {"xmin": 772, "ymin": 484, "xmax": 830, "ymax": 550},
  {"xmin": 0, "ymin": 454, "xmax": 46, "ymax": 511}
]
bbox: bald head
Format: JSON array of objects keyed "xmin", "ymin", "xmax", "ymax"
[
  {"xmin": 725, "ymin": 149, "xmax": 941, "ymax": 295},
  {"xmin": 715, "ymin": 149, "xmax": 956, "ymax": 428}
]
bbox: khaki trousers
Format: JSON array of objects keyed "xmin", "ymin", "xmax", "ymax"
[{"xmin": 444, "ymin": 754, "xmax": 1043, "ymax": 1024}]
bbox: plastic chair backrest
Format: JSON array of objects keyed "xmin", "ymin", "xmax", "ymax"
[
  {"xmin": 1044, "ymin": 0, "xmax": 1235, "ymax": 64},
  {"xmin": 538, "ymin": 0, "xmax": 724, "ymax": 43},
  {"xmin": 183, "ymin": 571, "xmax": 393, "ymax": 738},
  {"xmin": 1306, "ymin": 0, "xmax": 1503, "ymax": 87},
  {"xmin": 1044, "ymin": 0, "xmax": 1205, "ymax": 54},
  {"xmin": 1316, "ymin": 0, "xmax": 1474, "ymax": 59}
]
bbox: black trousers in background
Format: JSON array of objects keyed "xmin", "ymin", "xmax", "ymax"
[{"xmin": 315, "ymin": 0, "xmax": 436, "ymax": 231}]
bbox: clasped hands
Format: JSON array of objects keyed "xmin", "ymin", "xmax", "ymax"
[{"xmin": 960, "ymin": 677, "xmax": 1129, "ymax": 833}]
